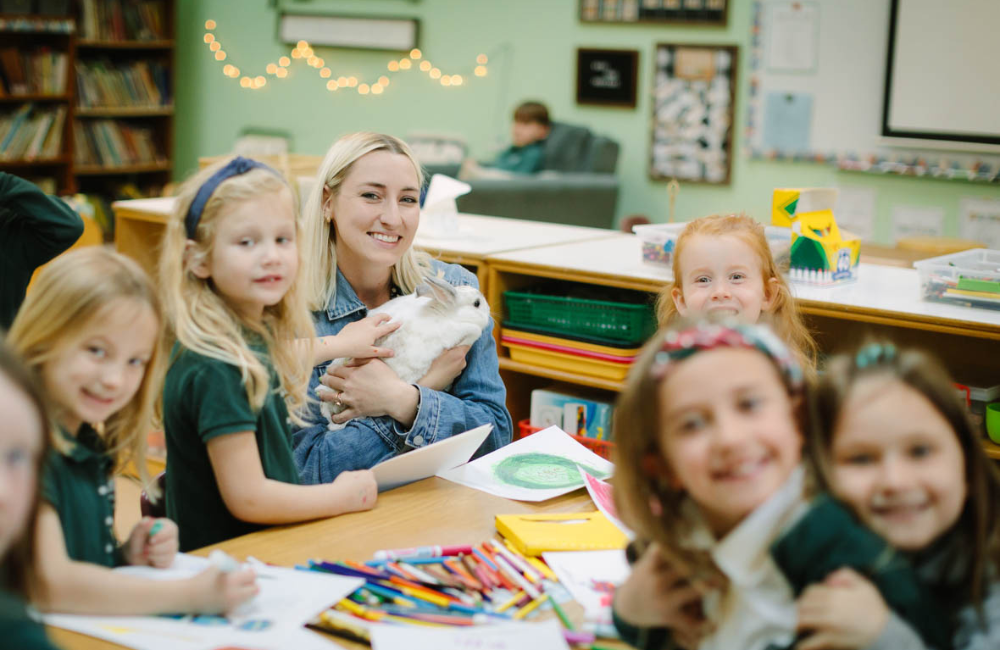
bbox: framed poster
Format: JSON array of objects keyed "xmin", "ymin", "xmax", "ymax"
[
  {"xmin": 649, "ymin": 43, "xmax": 738, "ymax": 185},
  {"xmin": 579, "ymin": 0, "xmax": 728, "ymax": 26},
  {"xmin": 576, "ymin": 48, "xmax": 639, "ymax": 108}
]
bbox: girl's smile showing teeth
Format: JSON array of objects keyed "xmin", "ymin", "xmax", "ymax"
[{"xmin": 714, "ymin": 456, "xmax": 770, "ymax": 481}]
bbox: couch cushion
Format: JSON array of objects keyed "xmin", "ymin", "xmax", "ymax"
[{"xmin": 542, "ymin": 122, "xmax": 593, "ymax": 172}]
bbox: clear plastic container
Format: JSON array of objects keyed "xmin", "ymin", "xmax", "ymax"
[
  {"xmin": 632, "ymin": 222, "xmax": 792, "ymax": 270},
  {"xmin": 913, "ymin": 248, "xmax": 1000, "ymax": 311}
]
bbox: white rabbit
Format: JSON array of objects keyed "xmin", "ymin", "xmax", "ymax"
[{"xmin": 316, "ymin": 275, "xmax": 491, "ymax": 429}]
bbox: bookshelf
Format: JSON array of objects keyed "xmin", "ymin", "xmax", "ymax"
[{"xmin": 0, "ymin": 0, "xmax": 174, "ymax": 221}]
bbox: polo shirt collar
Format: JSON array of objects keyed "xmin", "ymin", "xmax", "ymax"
[
  {"xmin": 57, "ymin": 423, "xmax": 108, "ymax": 464},
  {"xmin": 685, "ymin": 465, "xmax": 807, "ymax": 587}
]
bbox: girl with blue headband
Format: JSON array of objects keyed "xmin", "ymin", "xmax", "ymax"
[
  {"xmin": 610, "ymin": 319, "xmax": 948, "ymax": 650},
  {"xmin": 159, "ymin": 156, "xmax": 382, "ymax": 552}
]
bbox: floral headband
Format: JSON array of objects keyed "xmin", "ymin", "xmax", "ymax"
[{"xmin": 650, "ymin": 320, "xmax": 803, "ymax": 393}]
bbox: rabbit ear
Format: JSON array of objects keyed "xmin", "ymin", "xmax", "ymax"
[{"xmin": 421, "ymin": 275, "xmax": 458, "ymax": 306}]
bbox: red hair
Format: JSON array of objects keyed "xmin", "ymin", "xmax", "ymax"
[{"xmin": 655, "ymin": 213, "xmax": 817, "ymax": 370}]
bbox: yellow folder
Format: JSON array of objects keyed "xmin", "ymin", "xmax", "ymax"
[{"xmin": 495, "ymin": 511, "xmax": 628, "ymax": 557}]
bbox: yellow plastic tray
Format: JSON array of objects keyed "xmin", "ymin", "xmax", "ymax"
[
  {"xmin": 501, "ymin": 328, "xmax": 640, "ymax": 358},
  {"xmin": 505, "ymin": 341, "xmax": 632, "ymax": 381}
]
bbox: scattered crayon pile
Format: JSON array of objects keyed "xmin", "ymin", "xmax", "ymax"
[{"xmin": 304, "ymin": 537, "xmax": 607, "ymax": 648}]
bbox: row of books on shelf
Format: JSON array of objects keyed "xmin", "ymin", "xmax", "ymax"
[
  {"xmin": 0, "ymin": 104, "xmax": 65, "ymax": 161},
  {"xmin": 78, "ymin": 0, "xmax": 166, "ymax": 42},
  {"xmin": 73, "ymin": 118, "xmax": 164, "ymax": 168},
  {"xmin": 75, "ymin": 59, "xmax": 170, "ymax": 108},
  {"xmin": 0, "ymin": 47, "xmax": 67, "ymax": 96},
  {"xmin": 0, "ymin": 16, "xmax": 74, "ymax": 33}
]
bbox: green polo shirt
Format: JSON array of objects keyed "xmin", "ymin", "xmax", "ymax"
[
  {"xmin": 163, "ymin": 345, "xmax": 300, "ymax": 552},
  {"xmin": 0, "ymin": 591, "xmax": 60, "ymax": 650},
  {"xmin": 492, "ymin": 141, "xmax": 545, "ymax": 174},
  {"xmin": 41, "ymin": 424, "xmax": 121, "ymax": 567},
  {"xmin": 0, "ymin": 172, "xmax": 83, "ymax": 330}
]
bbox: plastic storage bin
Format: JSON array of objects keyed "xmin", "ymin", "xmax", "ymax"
[
  {"xmin": 504, "ymin": 289, "xmax": 656, "ymax": 346},
  {"xmin": 914, "ymin": 249, "xmax": 1000, "ymax": 311},
  {"xmin": 633, "ymin": 222, "xmax": 792, "ymax": 270},
  {"xmin": 518, "ymin": 419, "xmax": 614, "ymax": 460}
]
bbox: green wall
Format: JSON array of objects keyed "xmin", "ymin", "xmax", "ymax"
[{"xmin": 174, "ymin": 0, "xmax": 1000, "ymax": 243}]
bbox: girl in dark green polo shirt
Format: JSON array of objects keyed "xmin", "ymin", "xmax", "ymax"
[
  {"xmin": 0, "ymin": 341, "xmax": 60, "ymax": 649},
  {"xmin": 8, "ymin": 247, "xmax": 258, "ymax": 616},
  {"xmin": 158, "ymin": 156, "xmax": 377, "ymax": 553},
  {"xmin": 805, "ymin": 343, "xmax": 1000, "ymax": 649}
]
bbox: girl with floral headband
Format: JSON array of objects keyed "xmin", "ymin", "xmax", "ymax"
[
  {"xmin": 804, "ymin": 342, "xmax": 1000, "ymax": 649},
  {"xmin": 611, "ymin": 319, "xmax": 948, "ymax": 650}
]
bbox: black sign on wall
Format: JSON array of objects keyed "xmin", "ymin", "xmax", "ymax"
[{"xmin": 576, "ymin": 48, "xmax": 639, "ymax": 108}]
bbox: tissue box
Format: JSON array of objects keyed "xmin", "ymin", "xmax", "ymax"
[
  {"xmin": 530, "ymin": 387, "xmax": 614, "ymax": 441},
  {"xmin": 772, "ymin": 188, "xmax": 859, "ymax": 285}
]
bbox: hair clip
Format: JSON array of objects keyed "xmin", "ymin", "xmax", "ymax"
[{"xmin": 855, "ymin": 343, "xmax": 896, "ymax": 369}]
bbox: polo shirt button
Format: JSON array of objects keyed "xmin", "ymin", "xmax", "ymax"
[
  {"xmin": 105, "ymin": 516, "xmax": 114, "ymax": 526},
  {"xmin": 105, "ymin": 543, "xmax": 113, "ymax": 554},
  {"xmin": 97, "ymin": 486, "xmax": 107, "ymax": 495},
  {"xmin": 413, "ymin": 435, "xmax": 424, "ymax": 445}
]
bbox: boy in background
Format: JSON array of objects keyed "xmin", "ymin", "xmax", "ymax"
[{"xmin": 460, "ymin": 101, "xmax": 552, "ymax": 179}]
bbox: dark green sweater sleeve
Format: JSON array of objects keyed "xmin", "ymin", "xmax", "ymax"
[
  {"xmin": 771, "ymin": 495, "xmax": 951, "ymax": 650},
  {"xmin": 0, "ymin": 172, "xmax": 83, "ymax": 329}
]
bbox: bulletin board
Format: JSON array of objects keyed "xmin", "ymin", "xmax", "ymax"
[{"xmin": 745, "ymin": 0, "xmax": 1000, "ymax": 183}]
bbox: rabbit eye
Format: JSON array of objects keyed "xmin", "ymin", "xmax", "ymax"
[{"xmin": 473, "ymin": 299, "xmax": 481, "ymax": 308}]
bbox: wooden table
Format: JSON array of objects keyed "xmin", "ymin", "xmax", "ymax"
[{"xmin": 48, "ymin": 478, "xmax": 623, "ymax": 649}]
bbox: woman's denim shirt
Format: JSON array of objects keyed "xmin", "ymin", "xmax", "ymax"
[{"xmin": 292, "ymin": 260, "xmax": 513, "ymax": 484}]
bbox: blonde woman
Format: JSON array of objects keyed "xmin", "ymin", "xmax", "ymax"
[{"xmin": 294, "ymin": 132, "xmax": 512, "ymax": 484}]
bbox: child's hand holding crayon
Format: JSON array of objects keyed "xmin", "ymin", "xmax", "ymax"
[
  {"xmin": 124, "ymin": 516, "xmax": 179, "ymax": 568},
  {"xmin": 190, "ymin": 554, "xmax": 259, "ymax": 615}
]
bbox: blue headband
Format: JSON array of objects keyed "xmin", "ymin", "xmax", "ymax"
[{"xmin": 184, "ymin": 156, "xmax": 282, "ymax": 239}]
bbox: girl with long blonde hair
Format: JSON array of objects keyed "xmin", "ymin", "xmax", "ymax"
[
  {"xmin": 159, "ymin": 156, "xmax": 377, "ymax": 553},
  {"xmin": 292, "ymin": 132, "xmax": 512, "ymax": 485},
  {"xmin": 9, "ymin": 247, "xmax": 257, "ymax": 615}
]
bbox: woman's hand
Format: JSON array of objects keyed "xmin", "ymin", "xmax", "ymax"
[
  {"xmin": 123, "ymin": 517, "xmax": 178, "ymax": 568},
  {"xmin": 614, "ymin": 542, "xmax": 712, "ymax": 650},
  {"xmin": 796, "ymin": 568, "xmax": 890, "ymax": 650},
  {"xmin": 417, "ymin": 345, "xmax": 471, "ymax": 392},
  {"xmin": 321, "ymin": 358, "xmax": 418, "ymax": 425}
]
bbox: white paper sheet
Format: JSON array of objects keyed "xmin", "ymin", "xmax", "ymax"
[
  {"xmin": 420, "ymin": 174, "xmax": 470, "ymax": 238},
  {"xmin": 371, "ymin": 423, "xmax": 492, "ymax": 491},
  {"xmin": 834, "ymin": 186, "xmax": 877, "ymax": 241},
  {"xmin": 766, "ymin": 3, "xmax": 820, "ymax": 72},
  {"xmin": 44, "ymin": 554, "xmax": 361, "ymax": 650},
  {"xmin": 890, "ymin": 205, "xmax": 944, "ymax": 243},
  {"xmin": 960, "ymin": 197, "xmax": 1000, "ymax": 249},
  {"xmin": 436, "ymin": 426, "xmax": 613, "ymax": 502},
  {"xmin": 542, "ymin": 550, "xmax": 630, "ymax": 625},
  {"xmin": 370, "ymin": 619, "xmax": 570, "ymax": 650}
]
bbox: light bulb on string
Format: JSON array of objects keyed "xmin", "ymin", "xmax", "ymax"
[
  {"xmin": 215, "ymin": 51, "xmax": 226, "ymax": 61},
  {"xmin": 474, "ymin": 65, "xmax": 487, "ymax": 77},
  {"xmin": 320, "ymin": 68, "xmax": 331, "ymax": 78},
  {"xmin": 430, "ymin": 68, "xmax": 441, "ymax": 79},
  {"xmin": 209, "ymin": 41, "xmax": 221, "ymax": 52},
  {"xmin": 205, "ymin": 19, "xmax": 216, "ymax": 30},
  {"xmin": 399, "ymin": 59, "xmax": 411, "ymax": 70},
  {"xmin": 203, "ymin": 33, "xmax": 214, "ymax": 43},
  {"xmin": 419, "ymin": 61, "xmax": 431, "ymax": 72},
  {"xmin": 275, "ymin": 67, "xmax": 287, "ymax": 78},
  {"xmin": 388, "ymin": 60, "xmax": 399, "ymax": 72},
  {"xmin": 279, "ymin": 56, "xmax": 290, "ymax": 67},
  {"xmin": 372, "ymin": 84, "xmax": 384, "ymax": 94},
  {"xmin": 409, "ymin": 48, "xmax": 422, "ymax": 59},
  {"xmin": 378, "ymin": 75, "xmax": 389, "ymax": 86}
]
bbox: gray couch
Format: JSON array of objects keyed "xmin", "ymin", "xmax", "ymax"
[{"xmin": 453, "ymin": 122, "xmax": 620, "ymax": 230}]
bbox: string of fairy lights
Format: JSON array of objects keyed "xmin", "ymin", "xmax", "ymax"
[{"xmin": 202, "ymin": 19, "xmax": 490, "ymax": 95}]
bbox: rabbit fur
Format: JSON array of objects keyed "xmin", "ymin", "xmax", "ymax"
[{"xmin": 316, "ymin": 275, "xmax": 491, "ymax": 429}]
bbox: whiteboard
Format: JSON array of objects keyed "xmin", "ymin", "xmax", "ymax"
[
  {"xmin": 884, "ymin": 0, "xmax": 1000, "ymax": 144},
  {"xmin": 745, "ymin": 0, "xmax": 1000, "ymax": 180}
]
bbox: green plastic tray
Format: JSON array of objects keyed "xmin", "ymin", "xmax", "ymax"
[{"xmin": 503, "ymin": 290, "xmax": 656, "ymax": 346}]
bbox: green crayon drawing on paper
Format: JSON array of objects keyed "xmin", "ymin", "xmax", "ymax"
[{"xmin": 493, "ymin": 453, "xmax": 609, "ymax": 490}]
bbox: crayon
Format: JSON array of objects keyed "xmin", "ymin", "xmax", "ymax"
[
  {"xmin": 148, "ymin": 519, "xmax": 163, "ymax": 537},
  {"xmin": 494, "ymin": 589, "xmax": 527, "ymax": 613},
  {"xmin": 513, "ymin": 593, "xmax": 549, "ymax": 620},
  {"xmin": 374, "ymin": 545, "xmax": 473, "ymax": 561},
  {"xmin": 550, "ymin": 595, "xmax": 574, "ymax": 630}
]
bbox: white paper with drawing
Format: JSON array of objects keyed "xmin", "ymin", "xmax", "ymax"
[
  {"xmin": 372, "ymin": 423, "xmax": 492, "ymax": 491},
  {"xmin": 542, "ymin": 549, "xmax": 630, "ymax": 626},
  {"xmin": 960, "ymin": 197, "xmax": 1000, "ymax": 249},
  {"xmin": 436, "ymin": 425, "xmax": 613, "ymax": 501},
  {"xmin": 44, "ymin": 553, "xmax": 360, "ymax": 650},
  {"xmin": 371, "ymin": 619, "xmax": 570, "ymax": 650}
]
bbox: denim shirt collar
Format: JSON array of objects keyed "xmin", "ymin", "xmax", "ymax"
[{"xmin": 324, "ymin": 268, "xmax": 369, "ymax": 321}]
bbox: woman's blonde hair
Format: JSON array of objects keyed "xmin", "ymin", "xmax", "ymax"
[
  {"xmin": 300, "ymin": 132, "xmax": 433, "ymax": 311},
  {"xmin": 8, "ymin": 246, "xmax": 165, "ymax": 494},
  {"xmin": 655, "ymin": 213, "xmax": 817, "ymax": 370},
  {"xmin": 159, "ymin": 157, "xmax": 313, "ymax": 421},
  {"xmin": 612, "ymin": 319, "xmax": 809, "ymax": 584}
]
